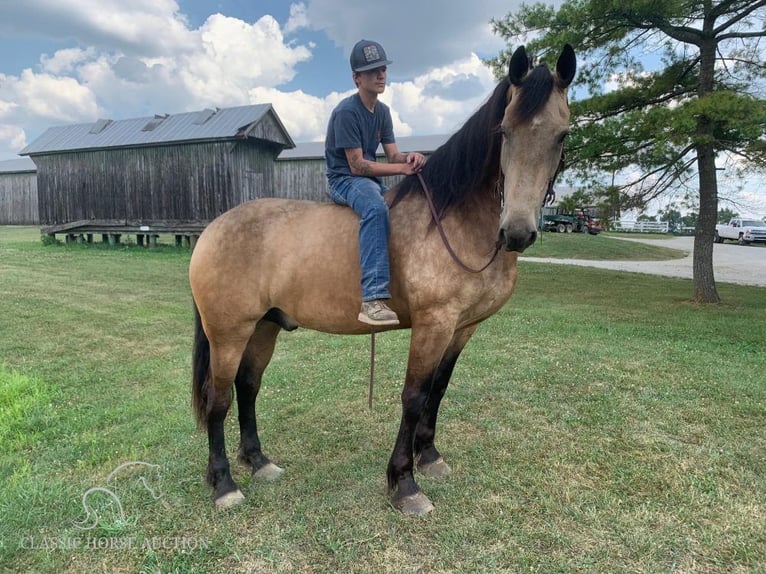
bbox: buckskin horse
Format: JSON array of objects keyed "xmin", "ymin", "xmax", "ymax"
[{"xmin": 190, "ymin": 44, "xmax": 576, "ymax": 515}]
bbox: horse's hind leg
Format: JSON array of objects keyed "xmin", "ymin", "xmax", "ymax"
[
  {"xmin": 415, "ymin": 325, "xmax": 477, "ymax": 479},
  {"xmin": 205, "ymin": 325, "xmax": 255, "ymax": 509},
  {"xmin": 235, "ymin": 320, "xmax": 284, "ymax": 481}
]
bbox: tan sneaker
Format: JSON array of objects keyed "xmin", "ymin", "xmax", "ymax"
[{"xmin": 358, "ymin": 300, "xmax": 400, "ymax": 326}]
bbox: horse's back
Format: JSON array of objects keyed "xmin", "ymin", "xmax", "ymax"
[{"xmin": 189, "ymin": 198, "xmax": 377, "ymax": 333}]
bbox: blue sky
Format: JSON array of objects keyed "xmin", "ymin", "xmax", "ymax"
[{"xmin": 0, "ymin": 0, "xmax": 526, "ymax": 161}]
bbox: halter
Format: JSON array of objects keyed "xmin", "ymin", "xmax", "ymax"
[{"xmin": 417, "ymin": 172, "xmax": 502, "ymax": 273}]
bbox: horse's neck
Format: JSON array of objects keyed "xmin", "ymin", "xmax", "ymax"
[
  {"xmin": 394, "ymin": 186, "xmax": 501, "ymax": 253},
  {"xmin": 435, "ymin": 179, "xmax": 501, "ymax": 234}
]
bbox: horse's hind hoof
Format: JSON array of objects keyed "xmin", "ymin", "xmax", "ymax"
[
  {"xmin": 417, "ymin": 457, "xmax": 452, "ymax": 479},
  {"xmin": 392, "ymin": 492, "xmax": 435, "ymax": 516},
  {"xmin": 253, "ymin": 462, "xmax": 284, "ymax": 482},
  {"xmin": 214, "ymin": 489, "xmax": 245, "ymax": 509}
]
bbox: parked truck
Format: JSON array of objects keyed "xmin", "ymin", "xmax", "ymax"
[
  {"xmin": 714, "ymin": 218, "xmax": 766, "ymax": 245},
  {"xmin": 542, "ymin": 208, "xmax": 602, "ymax": 235}
]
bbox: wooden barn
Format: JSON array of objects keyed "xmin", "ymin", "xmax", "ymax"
[
  {"xmin": 274, "ymin": 134, "xmax": 448, "ymax": 200},
  {"xmin": 20, "ymin": 105, "xmax": 294, "ymax": 244},
  {"xmin": 0, "ymin": 157, "xmax": 38, "ymax": 225}
]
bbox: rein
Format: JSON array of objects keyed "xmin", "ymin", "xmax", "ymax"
[{"xmin": 417, "ymin": 172, "xmax": 502, "ymax": 274}]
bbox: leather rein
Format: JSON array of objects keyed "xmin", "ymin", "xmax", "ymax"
[
  {"xmin": 415, "ymin": 163, "xmax": 560, "ymax": 274},
  {"xmin": 416, "ymin": 172, "xmax": 502, "ymax": 273}
]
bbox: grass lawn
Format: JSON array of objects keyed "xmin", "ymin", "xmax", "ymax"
[
  {"xmin": 522, "ymin": 231, "xmax": 687, "ymax": 260},
  {"xmin": 0, "ymin": 226, "xmax": 764, "ymax": 573}
]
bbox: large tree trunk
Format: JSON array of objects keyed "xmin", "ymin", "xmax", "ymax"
[
  {"xmin": 694, "ymin": 139, "xmax": 720, "ymax": 303},
  {"xmin": 692, "ymin": 30, "xmax": 721, "ymax": 304}
]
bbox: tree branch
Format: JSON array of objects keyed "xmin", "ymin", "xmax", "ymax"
[
  {"xmin": 714, "ymin": 0, "xmax": 766, "ymax": 35},
  {"xmin": 718, "ymin": 30, "xmax": 766, "ymax": 41}
]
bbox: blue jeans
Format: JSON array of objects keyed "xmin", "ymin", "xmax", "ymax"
[{"xmin": 328, "ymin": 176, "xmax": 391, "ymax": 301}]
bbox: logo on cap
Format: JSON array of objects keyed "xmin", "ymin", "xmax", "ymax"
[{"xmin": 363, "ymin": 44, "xmax": 381, "ymax": 64}]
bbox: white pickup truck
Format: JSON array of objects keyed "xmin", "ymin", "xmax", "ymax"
[{"xmin": 714, "ymin": 218, "xmax": 766, "ymax": 245}]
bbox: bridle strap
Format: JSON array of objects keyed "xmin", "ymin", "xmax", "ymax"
[{"xmin": 417, "ymin": 172, "xmax": 502, "ymax": 274}]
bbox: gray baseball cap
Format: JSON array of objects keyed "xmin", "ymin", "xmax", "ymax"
[{"xmin": 350, "ymin": 39, "xmax": 392, "ymax": 72}]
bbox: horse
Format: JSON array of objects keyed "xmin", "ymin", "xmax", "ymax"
[{"xmin": 189, "ymin": 44, "xmax": 576, "ymax": 515}]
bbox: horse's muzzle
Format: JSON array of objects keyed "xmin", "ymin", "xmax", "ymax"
[{"xmin": 498, "ymin": 227, "xmax": 537, "ymax": 253}]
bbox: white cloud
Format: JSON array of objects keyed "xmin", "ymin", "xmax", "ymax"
[
  {"xmin": 2, "ymin": 69, "xmax": 101, "ymax": 123},
  {"xmin": 248, "ymin": 86, "xmax": 338, "ymax": 142},
  {"xmin": 302, "ymin": 0, "xmax": 517, "ymax": 76},
  {"xmin": 0, "ymin": 0, "xmax": 194, "ymax": 56},
  {"xmin": 0, "ymin": 8, "xmax": 316, "ymax": 157},
  {"xmin": 0, "ymin": 124, "xmax": 27, "ymax": 153},
  {"xmin": 40, "ymin": 47, "xmax": 97, "ymax": 75},
  {"xmin": 284, "ymin": 3, "xmax": 310, "ymax": 35},
  {"xmin": 191, "ymin": 14, "xmax": 312, "ymax": 92},
  {"xmin": 386, "ymin": 54, "xmax": 498, "ymax": 135}
]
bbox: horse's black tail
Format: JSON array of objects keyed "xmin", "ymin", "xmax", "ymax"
[{"xmin": 191, "ymin": 302, "xmax": 211, "ymax": 429}]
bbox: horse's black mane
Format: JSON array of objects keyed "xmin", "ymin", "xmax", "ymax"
[{"xmin": 393, "ymin": 65, "xmax": 554, "ymax": 217}]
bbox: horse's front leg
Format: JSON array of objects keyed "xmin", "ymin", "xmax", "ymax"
[
  {"xmin": 414, "ymin": 325, "xmax": 477, "ymax": 479},
  {"xmin": 387, "ymin": 323, "xmax": 456, "ymax": 515}
]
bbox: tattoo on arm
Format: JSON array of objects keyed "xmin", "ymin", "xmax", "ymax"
[{"xmin": 348, "ymin": 149, "xmax": 373, "ymax": 176}]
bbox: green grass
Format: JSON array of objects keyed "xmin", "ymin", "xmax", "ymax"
[
  {"xmin": 0, "ymin": 225, "xmax": 764, "ymax": 573},
  {"xmin": 522, "ymin": 231, "xmax": 687, "ymax": 260}
]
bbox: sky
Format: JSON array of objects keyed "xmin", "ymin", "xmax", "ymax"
[
  {"xmin": 0, "ymin": 0, "xmax": 763, "ymax": 217},
  {"xmin": 0, "ymin": 0, "xmax": 527, "ymax": 161}
]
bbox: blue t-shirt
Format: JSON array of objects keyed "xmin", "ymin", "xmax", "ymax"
[{"xmin": 325, "ymin": 93, "xmax": 395, "ymax": 184}]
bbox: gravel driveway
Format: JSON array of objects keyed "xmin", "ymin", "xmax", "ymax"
[{"xmin": 522, "ymin": 236, "xmax": 766, "ymax": 287}]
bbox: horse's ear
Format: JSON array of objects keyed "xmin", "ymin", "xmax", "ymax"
[
  {"xmin": 508, "ymin": 46, "xmax": 530, "ymax": 86},
  {"xmin": 556, "ymin": 44, "xmax": 576, "ymax": 88}
]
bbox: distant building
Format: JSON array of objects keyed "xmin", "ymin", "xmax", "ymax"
[
  {"xmin": 20, "ymin": 105, "xmax": 294, "ymax": 242},
  {"xmin": 0, "ymin": 157, "xmax": 38, "ymax": 225}
]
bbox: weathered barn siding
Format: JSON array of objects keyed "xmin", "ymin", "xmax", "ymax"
[
  {"xmin": 21, "ymin": 105, "xmax": 294, "ymax": 237},
  {"xmin": 34, "ymin": 140, "xmax": 281, "ymax": 226},
  {"xmin": 273, "ymin": 156, "xmax": 329, "ymax": 201},
  {"xmin": 273, "ymin": 159, "xmax": 408, "ymax": 201},
  {"xmin": 274, "ymin": 134, "xmax": 448, "ymax": 202},
  {"xmin": 0, "ymin": 159, "xmax": 38, "ymax": 225}
]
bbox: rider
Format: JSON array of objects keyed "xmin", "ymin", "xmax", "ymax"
[{"xmin": 325, "ymin": 39, "xmax": 426, "ymax": 327}]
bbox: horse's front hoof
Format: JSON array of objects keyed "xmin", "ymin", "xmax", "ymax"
[
  {"xmin": 417, "ymin": 457, "xmax": 452, "ymax": 479},
  {"xmin": 214, "ymin": 489, "xmax": 245, "ymax": 509},
  {"xmin": 392, "ymin": 492, "xmax": 435, "ymax": 516},
  {"xmin": 253, "ymin": 462, "xmax": 284, "ymax": 482}
]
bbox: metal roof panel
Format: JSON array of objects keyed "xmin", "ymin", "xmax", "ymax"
[
  {"xmin": 0, "ymin": 157, "xmax": 37, "ymax": 173},
  {"xmin": 20, "ymin": 104, "xmax": 284, "ymax": 155},
  {"xmin": 277, "ymin": 134, "xmax": 450, "ymax": 160}
]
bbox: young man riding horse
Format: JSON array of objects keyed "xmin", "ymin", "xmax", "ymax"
[{"xmin": 325, "ymin": 39, "xmax": 426, "ymax": 327}]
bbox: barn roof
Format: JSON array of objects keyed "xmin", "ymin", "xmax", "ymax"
[
  {"xmin": 0, "ymin": 157, "xmax": 36, "ymax": 173},
  {"xmin": 20, "ymin": 104, "xmax": 295, "ymax": 156},
  {"xmin": 277, "ymin": 134, "xmax": 450, "ymax": 160}
]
